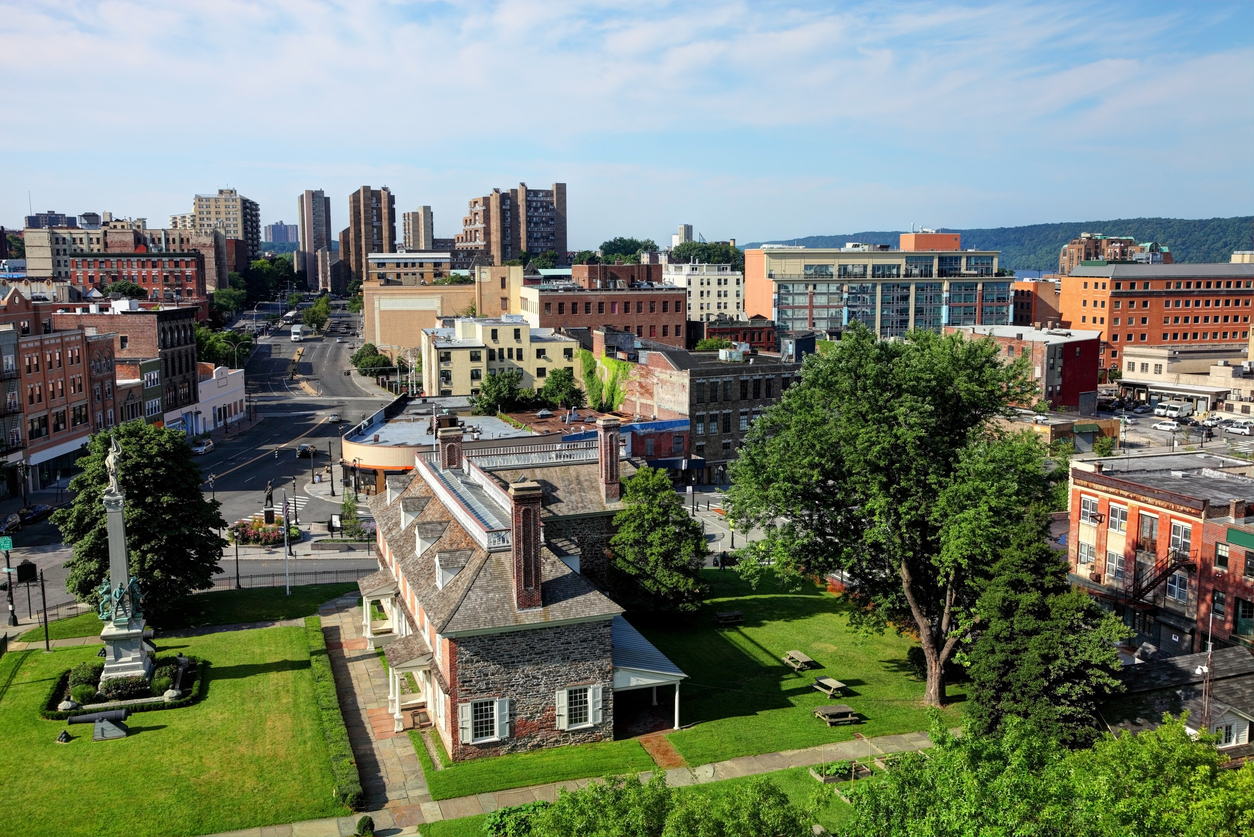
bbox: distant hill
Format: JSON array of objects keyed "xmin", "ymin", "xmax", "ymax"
[{"xmin": 744, "ymin": 216, "xmax": 1254, "ymax": 272}]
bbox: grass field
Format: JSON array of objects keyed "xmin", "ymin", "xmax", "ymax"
[
  {"xmin": 638, "ymin": 570, "xmax": 965, "ymax": 765},
  {"xmin": 0, "ymin": 626, "xmax": 349, "ymax": 837},
  {"xmin": 411, "ymin": 728, "xmax": 656, "ymax": 801},
  {"xmin": 19, "ymin": 583, "xmax": 359, "ymax": 642}
]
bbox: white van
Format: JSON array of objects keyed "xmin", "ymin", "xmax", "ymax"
[
  {"xmin": 1228, "ymin": 420, "xmax": 1253, "ymax": 436},
  {"xmin": 1165, "ymin": 402, "xmax": 1194, "ymax": 419},
  {"xmin": 1153, "ymin": 402, "xmax": 1170, "ymax": 417}
]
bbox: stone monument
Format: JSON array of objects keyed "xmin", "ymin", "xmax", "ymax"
[{"xmin": 97, "ymin": 435, "xmax": 152, "ymax": 682}]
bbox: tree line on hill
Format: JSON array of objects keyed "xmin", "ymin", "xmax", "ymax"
[{"xmin": 747, "ymin": 215, "xmax": 1254, "ymax": 272}]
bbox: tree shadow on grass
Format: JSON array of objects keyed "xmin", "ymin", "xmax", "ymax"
[{"xmin": 208, "ymin": 659, "xmax": 310, "ymax": 680}]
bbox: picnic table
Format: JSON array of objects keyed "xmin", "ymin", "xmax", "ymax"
[
  {"xmin": 783, "ymin": 650, "xmax": 816, "ymax": 671},
  {"xmin": 714, "ymin": 610, "xmax": 744, "ymax": 626},
  {"xmin": 812, "ymin": 676, "xmax": 846, "ymax": 698},
  {"xmin": 814, "ymin": 704, "xmax": 860, "ymax": 726}
]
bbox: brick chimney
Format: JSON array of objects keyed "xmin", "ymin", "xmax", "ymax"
[
  {"xmin": 509, "ymin": 479, "xmax": 544, "ymax": 610},
  {"xmin": 598, "ymin": 416, "xmax": 620, "ymax": 502},
  {"xmin": 437, "ymin": 422, "xmax": 463, "ymax": 471}
]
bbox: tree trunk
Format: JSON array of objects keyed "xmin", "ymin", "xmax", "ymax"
[{"xmin": 924, "ymin": 650, "xmax": 947, "ymax": 707}]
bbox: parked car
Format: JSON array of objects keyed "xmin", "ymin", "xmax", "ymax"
[
  {"xmin": 1152, "ymin": 420, "xmax": 1181, "ymax": 432},
  {"xmin": 1218, "ymin": 419, "xmax": 1235, "ymax": 429},
  {"xmin": 296, "ymin": 443, "xmax": 318, "ymax": 458},
  {"xmin": 1202, "ymin": 415, "xmax": 1224, "ymax": 427},
  {"xmin": 1228, "ymin": 421, "xmax": 1254, "ymax": 436},
  {"xmin": 18, "ymin": 504, "xmax": 53, "ymax": 525},
  {"xmin": 1179, "ymin": 417, "xmax": 1199, "ymax": 426},
  {"xmin": 0, "ymin": 513, "xmax": 21, "ymax": 534},
  {"xmin": 1133, "ymin": 405, "xmax": 1152, "ymax": 414},
  {"xmin": 191, "ymin": 439, "xmax": 215, "ymax": 455},
  {"xmin": 1121, "ymin": 416, "xmax": 1139, "ymax": 426},
  {"xmin": 336, "ymin": 337, "xmax": 344, "ymax": 343}
]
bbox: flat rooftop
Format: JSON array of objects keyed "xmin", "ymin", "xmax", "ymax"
[
  {"xmin": 1071, "ymin": 264, "xmax": 1254, "ymax": 279},
  {"xmin": 952, "ymin": 325, "xmax": 1103, "ymax": 344},
  {"xmin": 1077, "ymin": 452, "xmax": 1254, "ymax": 507}
]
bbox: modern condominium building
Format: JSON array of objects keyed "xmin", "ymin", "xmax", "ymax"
[
  {"xmin": 744, "ymin": 233, "xmax": 1008, "ymax": 338},
  {"xmin": 662, "ymin": 261, "xmax": 743, "ymax": 322}
]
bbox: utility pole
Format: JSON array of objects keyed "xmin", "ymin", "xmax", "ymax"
[
  {"xmin": 327, "ymin": 441, "xmax": 336, "ymax": 497},
  {"xmin": 39, "ymin": 569, "xmax": 49, "ymax": 652},
  {"xmin": 281, "ymin": 489, "xmax": 291, "ymax": 593}
]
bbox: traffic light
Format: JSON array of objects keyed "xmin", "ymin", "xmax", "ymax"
[{"xmin": 273, "ymin": 449, "xmax": 278, "ymax": 459}]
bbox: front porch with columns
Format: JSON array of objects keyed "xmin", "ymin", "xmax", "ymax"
[
  {"xmin": 357, "ymin": 569, "xmax": 401, "ymax": 651},
  {"xmin": 383, "ymin": 631, "xmax": 434, "ymax": 733}
]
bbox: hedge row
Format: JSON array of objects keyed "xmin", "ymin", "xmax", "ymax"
[
  {"xmin": 41, "ymin": 655, "xmax": 207, "ymax": 721},
  {"xmin": 306, "ymin": 616, "xmax": 365, "ymax": 810}
]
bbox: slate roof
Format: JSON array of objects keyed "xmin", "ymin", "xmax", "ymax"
[
  {"xmin": 491, "ymin": 458, "xmax": 641, "ymax": 518},
  {"xmin": 357, "ymin": 568, "xmax": 398, "ymax": 598},
  {"xmin": 1099, "ymin": 646, "xmax": 1254, "ymax": 736},
  {"xmin": 612, "ymin": 615, "xmax": 686, "ymax": 679},
  {"xmin": 368, "ymin": 469, "xmax": 622, "ymax": 638},
  {"xmin": 384, "ymin": 629, "xmax": 433, "ymax": 670}
]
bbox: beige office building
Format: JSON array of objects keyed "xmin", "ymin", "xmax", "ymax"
[
  {"xmin": 403, "ymin": 207, "xmax": 434, "ymax": 250},
  {"xmin": 170, "ymin": 189, "xmax": 261, "ymax": 261},
  {"xmin": 662, "ymin": 261, "xmax": 743, "ymax": 322},
  {"xmin": 421, "ymin": 316, "xmax": 581, "ymax": 397}
]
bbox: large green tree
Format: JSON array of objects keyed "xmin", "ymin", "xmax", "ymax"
[
  {"xmin": 600, "ymin": 237, "xmax": 658, "ymax": 261},
  {"xmin": 471, "ymin": 369, "xmax": 532, "ymax": 415},
  {"xmin": 728, "ymin": 322, "xmax": 1041, "ymax": 705},
  {"xmin": 837, "ymin": 717, "xmax": 1254, "ymax": 837},
  {"xmin": 964, "ymin": 510, "xmax": 1129, "ymax": 744},
  {"xmin": 213, "ymin": 287, "xmax": 247, "ymax": 315},
  {"xmin": 539, "ymin": 366, "xmax": 586, "ymax": 409},
  {"xmin": 103, "ymin": 280, "xmax": 147, "ymax": 299},
  {"xmin": 670, "ymin": 241, "xmax": 744, "ymax": 271},
  {"xmin": 52, "ymin": 424, "xmax": 225, "ymax": 621},
  {"xmin": 609, "ymin": 466, "xmax": 708, "ymax": 613}
]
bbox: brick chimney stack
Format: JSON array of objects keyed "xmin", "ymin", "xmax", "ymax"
[
  {"xmin": 597, "ymin": 416, "xmax": 621, "ymax": 502},
  {"xmin": 437, "ymin": 415, "xmax": 463, "ymax": 471},
  {"xmin": 509, "ymin": 479, "xmax": 544, "ymax": 610}
]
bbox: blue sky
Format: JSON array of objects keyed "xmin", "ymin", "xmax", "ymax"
[{"xmin": 2, "ymin": 0, "xmax": 1251, "ymax": 248}]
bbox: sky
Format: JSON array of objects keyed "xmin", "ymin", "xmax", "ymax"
[{"xmin": 2, "ymin": 0, "xmax": 1252, "ymax": 248}]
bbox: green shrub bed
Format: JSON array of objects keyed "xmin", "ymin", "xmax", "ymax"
[
  {"xmin": 40, "ymin": 655, "xmax": 207, "ymax": 721},
  {"xmin": 306, "ymin": 615, "xmax": 364, "ymax": 810}
]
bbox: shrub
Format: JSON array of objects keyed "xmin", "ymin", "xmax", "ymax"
[
  {"xmin": 68, "ymin": 661, "xmax": 103, "ymax": 688},
  {"xmin": 41, "ymin": 656, "xmax": 207, "ymax": 721},
  {"xmin": 152, "ymin": 676, "xmax": 173, "ymax": 695},
  {"xmin": 154, "ymin": 664, "xmax": 177, "ymax": 681},
  {"xmin": 485, "ymin": 801, "xmax": 551, "ymax": 836},
  {"xmin": 306, "ymin": 616, "xmax": 364, "ymax": 810},
  {"xmin": 354, "ymin": 815, "xmax": 374, "ymax": 836},
  {"xmin": 101, "ymin": 675, "xmax": 153, "ymax": 701},
  {"xmin": 70, "ymin": 684, "xmax": 99, "ymax": 705},
  {"xmin": 817, "ymin": 759, "xmax": 853, "ymax": 778}
]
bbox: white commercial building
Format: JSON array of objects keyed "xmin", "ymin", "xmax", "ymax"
[{"xmin": 662, "ymin": 261, "xmax": 743, "ymax": 322}]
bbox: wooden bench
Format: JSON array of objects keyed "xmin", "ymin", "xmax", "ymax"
[
  {"xmin": 812, "ymin": 676, "xmax": 846, "ymax": 698},
  {"xmin": 814, "ymin": 704, "xmax": 860, "ymax": 726},
  {"xmin": 783, "ymin": 650, "xmax": 816, "ymax": 671},
  {"xmin": 714, "ymin": 610, "xmax": 744, "ymax": 626}
]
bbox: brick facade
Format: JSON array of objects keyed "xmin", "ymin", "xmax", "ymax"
[{"xmin": 522, "ymin": 287, "xmax": 688, "ymax": 348}]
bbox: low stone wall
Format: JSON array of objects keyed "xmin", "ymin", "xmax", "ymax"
[{"xmin": 311, "ymin": 540, "xmax": 374, "ymax": 553}]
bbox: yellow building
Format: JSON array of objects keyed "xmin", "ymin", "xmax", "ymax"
[
  {"xmin": 363, "ymin": 265, "xmax": 527, "ymax": 358},
  {"xmin": 421, "ymin": 316, "xmax": 581, "ymax": 397}
]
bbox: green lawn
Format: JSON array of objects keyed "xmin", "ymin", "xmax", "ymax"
[
  {"xmin": 20, "ymin": 583, "xmax": 358, "ymax": 642},
  {"xmin": 638, "ymin": 569, "xmax": 965, "ymax": 765},
  {"xmin": 420, "ymin": 814, "xmax": 488, "ymax": 837},
  {"xmin": 410, "ymin": 728, "xmax": 656, "ymax": 801},
  {"xmin": 0, "ymin": 626, "xmax": 350, "ymax": 836}
]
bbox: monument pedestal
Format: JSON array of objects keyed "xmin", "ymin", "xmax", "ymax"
[
  {"xmin": 264, "ymin": 507, "xmax": 275, "ymax": 525},
  {"xmin": 101, "ymin": 619, "xmax": 153, "ymax": 681}
]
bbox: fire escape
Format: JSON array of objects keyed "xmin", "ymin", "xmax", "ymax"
[{"xmin": 1118, "ymin": 545, "xmax": 1196, "ymax": 608}]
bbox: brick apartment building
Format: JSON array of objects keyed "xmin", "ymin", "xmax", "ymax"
[
  {"xmin": 702, "ymin": 315, "xmax": 778, "ymax": 352},
  {"xmin": 591, "ymin": 328, "xmax": 801, "ymax": 484},
  {"xmin": 66, "ymin": 248, "xmax": 207, "ymax": 303},
  {"xmin": 1012, "ymin": 279, "xmax": 1061, "ymax": 326},
  {"xmin": 51, "ymin": 300, "xmax": 198, "ymax": 429},
  {"xmin": 521, "ymin": 285, "xmax": 688, "ymax": 348},
  {"xmin": 1068, "ymin": 452, "xmax": 1254, "ymax": 655},
  {"xmin": 1058, "ymin": 232, "xmax": 1172, "ymax": 276},
  {"xmin": 341, "ymin": 186, "xmax": 397, "ymax": 292},
  {"xmin": 455, "ymin": 183, "xmax": 567, "ymax": 266},
  {"xmin": 946, "ymin": 324, "xmax": 1101, "ymax": 411},
  {"xmin": 1059, "ymin": 263, "xmax": 1254, "ymax": 369},
  {"xmin": 572, "ymin": 263, "xmax": 662, "ymax": 288}
]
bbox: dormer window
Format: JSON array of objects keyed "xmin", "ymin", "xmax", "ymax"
[{"xmin": 435, "ymin": 550, "xmax": 472, "ymax": 590}]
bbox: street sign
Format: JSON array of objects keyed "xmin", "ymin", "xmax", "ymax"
[{"xmin": 0, "ymin": 537, "xmax": 12, "ymax": 550}]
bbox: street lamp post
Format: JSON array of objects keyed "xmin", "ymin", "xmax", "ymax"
[
  {"xmin": 352, "ymin": 458, "xmax": 360, "ymax": 500},
  {"xmin": 4, "ymin": 549, "xmax": 16, "ymax": 627},
  {"xmin": 327, "ymin": 441, "xmax": 336, "ymax": 497}
]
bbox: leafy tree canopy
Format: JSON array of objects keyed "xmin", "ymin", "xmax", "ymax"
[
  {"xmin": 195, "ymin": 325, "xmax": 252, "ymax": 368},
  {"xmin": 286, "ymin": 291, "xmax": 304, "ymax": 309},
  {"xmin": 728, "ymin": 322, "xmax": 1043, "ymax": 705},
  {"xmin": 302, "ymin": 294, "xmax": 331, "ymax": 331},
  {"xmin": 103, "ymin": 280, "xmax": 147, "ymax": 300},
  {"xmin": 346, "ymin": 295, "xmax": 363, "ymax": 313},
  {"xmin": 5, "ymin": 233, "xmax": 25, "ymax": 259},
  {"xmin": 600, "ymin": 237, "xmax": 659, "ymax": 261},
  {"xmin": 610, "ymin": 466, "xmax": 708, "ymax": 613},
  {"xmin": 538, "ymin": 366, "xmax": 586, "ymax": 409},
  {"xmin": 694, "ymin": 337, "xmax": 734, "ymax": 351},
  {"xmin": 433, "ymin": 275, "xmax": 474, "ymax": 285},
  {"xmin": 52, "ymin": 424, "xmax": 225, "ymax": 621},
  {"xmin": 471, "ymin": 368, "xmax": 535, "ymax": 415},
  {"xmin": 213, "ymin": 287, "xmax": 247, "ymax": 315},
  {"xmin": 670, "ymin": 241, "xmax": 744, "ymax": 271},
  {"xmin": 838, "ymin": 716, "xmax": 1254, "ymax": 837},
  {"xmin": 572, "ymin": 250, "xmax": 599, "ymax": 265}
]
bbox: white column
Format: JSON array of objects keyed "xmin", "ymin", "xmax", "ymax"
[
  {"xmin": 673, "ymin": 682, "xmax": 680, "ymax": 730},
  {"xmin": 363, "ymin": 596, "xmax": 374, "ymax": 650},
  {"xmin": 393, "ymin": 669, "xmax": 405, "ymax": 733},
  {"xmin": 387, "ymin": 664, "xmax": 396, "ymax": 712}
]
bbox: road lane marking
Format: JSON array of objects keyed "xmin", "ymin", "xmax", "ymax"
[{"xmin": 201, "ymin": 417, "xmax": 329, "ymax": 484}]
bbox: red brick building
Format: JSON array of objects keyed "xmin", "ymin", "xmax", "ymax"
[
  {"xmin": 521, "ymin": 286, "xmax": 688, "ymax": 348},
  {"xmin": 1068, "ymin": 453, "xmax": 1254, "ymax": 654},
  {"xmin": 701, "ymin": 315, "xmax": 777, "ymax": 352},
  {"xmin": 946, "ymin": 324, "xmax": 1102, "ymax": 411},
  {"xmin": 67, "ymin": 248, "xmax": 207, "ymax": 303},
  {"xmin": 572, "ymin": 263, "xmax": 662, "ymax": 289}
]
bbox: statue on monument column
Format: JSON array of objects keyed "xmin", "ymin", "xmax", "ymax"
[
  {"xmin": 264, "ymin": 480, "xmax": 274, "ymax": 509},
  {"xmin": 105, "ymin": 434, "xmax": 122, "ymax": 496}
]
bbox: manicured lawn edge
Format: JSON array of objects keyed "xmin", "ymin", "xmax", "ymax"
[
  {"xmin": 306, "ymin": 615, "xmax": 364, "ymax": 810},
  {"xmin": 40, "ymin": 655, "xmax": 207, "ymax": 720}
]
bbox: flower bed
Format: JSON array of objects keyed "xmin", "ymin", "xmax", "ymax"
[
  {"xmin": 41, "ymin": 655, "xmax": 207, "ymax": 721},
  {"xmin": 230, "ymin": 520, "xmax": 301, "ymax": 545},
  {"xmin": 809, "ymin": 760, "xmax": 873, "ymax": 784}
]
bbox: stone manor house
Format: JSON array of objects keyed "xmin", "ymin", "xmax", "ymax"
[{"xmin": 360, "ymin": 414, "xmax": 686, "ymax": 760}]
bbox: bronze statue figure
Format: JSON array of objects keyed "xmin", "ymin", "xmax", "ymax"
[{"xmin": 104, "ymin": 434, "xmax": 122, "ymax": 495}]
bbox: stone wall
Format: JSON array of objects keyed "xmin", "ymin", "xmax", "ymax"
[{"xmin": 449, "ymin": 620, "xmax": 614, "ymax": 760}]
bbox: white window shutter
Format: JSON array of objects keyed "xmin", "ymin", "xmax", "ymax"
[
  {"xmin": 457, "ymin": 702, "xmax": 471, "ymax": 742},
  {"xmin": 496, "ymin": 698, "xmax": 510, "ymax": 740},
  {"xmin": 590, "ymin": 685, "xmax": 603, "ymax": 724},
  {"xmin": 555, "ymin": 689, "xmax": 568, "ymax": 730}
]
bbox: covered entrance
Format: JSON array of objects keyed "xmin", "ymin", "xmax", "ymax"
[
  {"xmin": 611, "ymin": 615, "xmax": 687, "ymax": 737},
  {"xmin": 357, "ymin": 568, "xmax": 401, "ymax": 650}
]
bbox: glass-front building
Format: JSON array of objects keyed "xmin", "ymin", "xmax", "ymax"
[{"xmin": 763, "ymin": 249, "xmax": 1008, "ymax": 338}]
